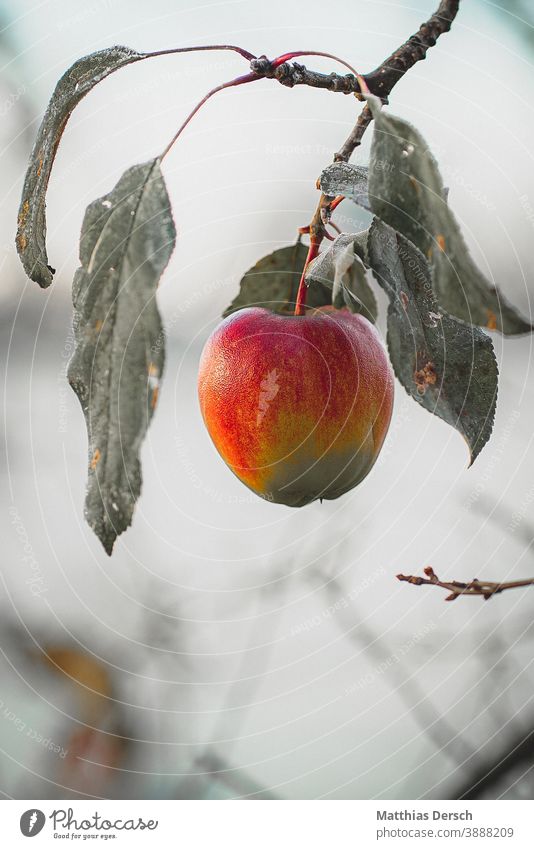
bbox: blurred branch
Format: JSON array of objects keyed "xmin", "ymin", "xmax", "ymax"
[
  {"xmin": 397, "ymin": 566, "xmax": 534, "ymax": 601},
  {"xmin": 470, "ymin": 493, "xmax": 534, "ymax": 554},
  {"xmin": 453, "ymin": 725, "xmax": 534, "ymax": 799},
  {"xmin": 195, "ymin": 753, "xmax": 277, "ymax": 800},
  {"xmin": 310, "ymin": 537, "xmax": 477, "ymax": 774}
]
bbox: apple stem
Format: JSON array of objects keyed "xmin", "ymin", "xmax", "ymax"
[
  {"xmin": 159, "ymin": 71, "xmax": 259, "ymax": 160},
  {"xmin": 294, "ymin": 238, "xmax": 321, "ymax": 316}
]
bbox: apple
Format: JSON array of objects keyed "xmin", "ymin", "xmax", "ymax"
[{"xmin": 198, "ymin": 306, "xmax": 394, "ymax": 506}]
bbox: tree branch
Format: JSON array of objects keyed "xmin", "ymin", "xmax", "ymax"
[
  {"xmin": 250, "ymin": 0, "xmax": 459, "ymax": 102},
  {"xmin": 336, "ymin": 0, "xmax": 459, "ymax": 159},
  {"xmin": 250, "ymin": 0, "xmax": 459, "ymax": 162},
  {"xmin": 249, "ymin": 56, "xmax": 362, "ymax": 94},
  {"xmin": 337, "ymin": 0, "xmax": 459, "ymax": 161},
  {"xmin": 335, "ymin": 104, "xmax": 373, "ymax": 163},
  {"xmin": 364, "ymin": 0, "xmax": 460, "ymax": 98},
  {"xmin": 397, "ymin": 566, "xmax": 534, "ymax": 602},
  {"xmin": 161, "ymin": 2, "xmax": 460, "ymax": 201},
  {"xmin": 286, "ymin": 0, "xmax": 461, "ymax": 312}
]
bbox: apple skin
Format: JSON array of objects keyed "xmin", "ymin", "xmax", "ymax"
[{"xmin": 198, "ymin": 306, "xmax": 394, "ymax": 507}]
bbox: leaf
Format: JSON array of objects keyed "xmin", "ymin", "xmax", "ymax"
[
  {"xmin": 305, "ymin": 232, "xmax": 378, "ymax": 323},
  {"xmin": 319, "ymin": 162, "xmax": 370, "ymax": 210},
  {"xmin": 366, "ymin": 100, "xmax": 532, "ymax": 335},
  {"xmin": 223, "ymin": 243, "xmax": 332, "ymax": 317},
  {"xmin": 68, "ymin": 159, "xmax": 176, "ymax": 555},
  {"xmin": 367, "ymin": 218, "xmax": 498, "ymax": 463},
  {"xmin": 16, "ymin": 45, "xmax": 144, "ymax": 288}
]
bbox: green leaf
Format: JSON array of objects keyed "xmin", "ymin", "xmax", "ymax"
[
  {"xmin": 223, "ymin": 243, "xmax": 332, "ymax": 317},
  {"xmin": 305, "ymin": 233, "xmax": 378, "ymax": 323},
  {"xmin": 366, "ymin": 102, "xmax": 532, "ymax": 335},
  {"xmin": 319, "ymin": 162, "xmax": 370, "ymax": 210},
  {"xmin": 68, "ymin": 159, "xmax": 176, "ymax": 555},
  {"xmin": 16, "ymin": 45, "xmax": 143, "ymax": 288},
  {"xmin": 367, "ymin": 218, "xmax": 498, "ymax": 464}
]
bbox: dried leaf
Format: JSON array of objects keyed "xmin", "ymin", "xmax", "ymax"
[
  {"xmin": 16, "ymin": 46, "xmax": 143, "ymax": 288},
  {"xmin": 68, "ymin": 159, "xmax": 176, "ymax": 554}
]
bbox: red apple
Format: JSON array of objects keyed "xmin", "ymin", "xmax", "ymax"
[{"xmin": 198, "ymin": 306, "xmax": 394, "ymax": 506}]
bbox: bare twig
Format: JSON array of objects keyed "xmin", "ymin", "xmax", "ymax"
[
  {"xmin": 249, "ymin": 56, "xmax": 362, "ymax": 94},
  {"xmin": 250, "ymin": 0, "xmax": 459, "ymax": 163},
  {"xmin": 249, "ymin": 0, "xmax": 459, "ymax": 109},
  {"xmin": 292, "ymin": 0, "xmax": 460, "ymax": 311},
  {"xmin": 336, "ymin": 0, "xmax": 460, "ymax": 159},
  {"xmin": 161, "ymin": 2, "xmax": 460, "ymax": 193},
  {"xmin": 363, "ymin": 0, "xmax": 460, "ymax": 98},
  {"xmin": 335, "ymin": 104, "xmax": 373, "ymax": 163},
  {"xmin": 397, "ymin": 566, "xmax": 534, "ymax": 602}
]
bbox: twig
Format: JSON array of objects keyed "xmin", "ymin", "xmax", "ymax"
[
  {"xmin": 249, "ymin": 0, "xmax": 458, "ymax": 117},
  {"xmin": 363, "ymin": 0, "xmax": 460, "ymax": 98},
  {"xmin": 250, "ymin": 0, "xmax": 459, "ymax": 163},
  {"xmin": 397, "ymin": 566, "xmax": 534, "ymax": 602},
  {"xmin": 158, "ymin": 2, "xmax": 460, "ymax": 307},
  {"xmin": 335, "ymin": 104, "xmax": 373, "ymax": 163},
  {"xmin": 293, "ymin": 0, "xmax": 460, "ymax": 311},
  {"xmin": 249, "ymin": 56, "xmax": 362, "ymax": 94},
  {"xmin": 160, "ymin": 2, "xmax": 460, "ymax": 178},
  {"xmin": 335, "ymin": 0, "xmax": 460, "ymax": 160}
]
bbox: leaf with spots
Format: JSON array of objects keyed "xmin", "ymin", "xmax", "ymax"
[
  {"xmin": 223, "ymin": 242, "xmax": 334, "ymax": 317},
  {"xmin": 68, "ymin": 159, "xmax": 176, "ymax": 554},
  {"xmin": 367, "ymin": 218, "xmax": 498, "ymax": 464},
  {"xmin": 16, "ymin": 45, "xmax": 144, "ymax": 288},
  {"xmin": 305, "ymin": 232, "xmax": 378, "ymax": 322},
  {"xmin": 366, "ymin": 98, "xmax": 532, "ymax": 335}
]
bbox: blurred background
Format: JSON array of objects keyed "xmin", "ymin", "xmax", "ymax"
[{"xmin": 1, "ymin": 0, "xmax": 534, "ymax": 800}]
